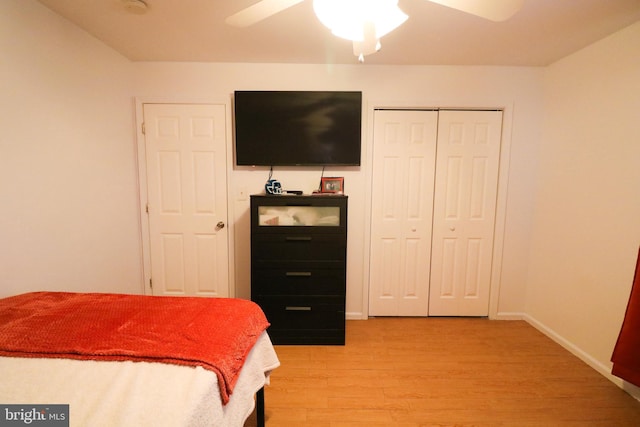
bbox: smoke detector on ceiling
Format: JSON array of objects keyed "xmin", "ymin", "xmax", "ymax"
[{"xmin": 121, "ymin": 0, "xmax": 148, "ymax": 14}]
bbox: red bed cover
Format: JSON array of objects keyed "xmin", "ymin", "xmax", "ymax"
[{"xmin": 0, "ymin": 292, "xmax": 270, "ymax": 404}]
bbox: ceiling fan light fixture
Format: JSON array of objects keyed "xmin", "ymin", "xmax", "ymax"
[
  {"xmin": 313, "ymin": 0, "xmax": 408, "ymax": 41},
  {"xmin": 352, "ymin": 21, "xmax": 381, "ymax": 61}
]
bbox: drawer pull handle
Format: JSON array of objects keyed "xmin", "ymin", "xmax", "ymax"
[
  {"xmin": 285, "ymin": 236, "xmax": 312, "ymax": 241},
  {"xmin": 286, "ymin": 272, "xmax": 312, "ymax": 277},
  {"xmin": 285, "ymin": 306, "xmax": 312, "ymax": 311}
]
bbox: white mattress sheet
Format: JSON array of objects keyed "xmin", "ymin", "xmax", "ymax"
[{"xmin": 0, "ymin": 331, "xmax": 279, "ymax": 427}]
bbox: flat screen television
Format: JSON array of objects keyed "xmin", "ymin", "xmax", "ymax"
[{"xmin": 234, "ymin": 91, "xmax": 362, "ymax": 166}]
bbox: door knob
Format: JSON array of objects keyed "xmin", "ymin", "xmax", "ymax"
[
  {"xmin": 216, "ymin": 221, "xmax": 225, "ymax": 230},
  {"xmin": 449, "ymin": 226, "xmax": 456, "ymax": 231}
]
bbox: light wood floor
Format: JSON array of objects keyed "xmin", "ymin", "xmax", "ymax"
[{"xmin": 249, "ymin": 317, "xmax": 640, "ymax": 426}]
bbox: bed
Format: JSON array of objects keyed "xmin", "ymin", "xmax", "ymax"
[{"xmin": 0, "ymin": 292, "xmax": 279, "ymax": 427}]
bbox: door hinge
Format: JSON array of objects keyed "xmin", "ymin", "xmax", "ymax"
[
  {"xmin": 142, "ymin": 122, "xmax": 146, "ymax": 135},
  {"xmin": 149, "ymin": 278, "xmax": 153, "ymax": 289},
  {"xmin": 146, "ymin": 203, "xmax": 149, "ymax": 214}
]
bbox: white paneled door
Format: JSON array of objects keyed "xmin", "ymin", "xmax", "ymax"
[
  {"xmin": 428, "ymin": 110, "xmax": 503, "ymax": 316},
  {"xmin": 369, "ymin": 110, "xmax": 438, "ymax": 316},
  {"xmin": 143, "ymin": 104, "xmax": 229, "ymax": 297},
  {"xmin": 369, "ymin": 109, "xmax": 503, "ymax": 317}
]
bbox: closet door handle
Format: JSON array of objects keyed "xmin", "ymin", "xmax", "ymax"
[
  {"xmin": 286, "ymin": 272, "xmax": 312, "ymax": 277},
  {"xmin": 285, "ymin": 306, "xmax": 312, "ymax": 311}
]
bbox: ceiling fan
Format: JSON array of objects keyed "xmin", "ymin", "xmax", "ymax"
[{"xmin": 225, "ymin": 0, "xmax": 524, "ymax": 61}]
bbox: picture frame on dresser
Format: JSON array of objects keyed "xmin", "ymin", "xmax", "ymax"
[{"xmin": 320, "ymin": 177, "xmax": 344, "ymax": 193}]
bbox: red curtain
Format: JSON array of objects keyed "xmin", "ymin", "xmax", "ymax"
[{"xmin": 611, "ymin": 246, "xmax": 640, "ymax": 387}]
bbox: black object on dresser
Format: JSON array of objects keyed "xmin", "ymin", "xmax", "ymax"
[{"xmin": 250, "ymin": 194, "xmax": 347, "ymax": 345}]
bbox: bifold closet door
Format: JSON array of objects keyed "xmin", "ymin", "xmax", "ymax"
[
  {"xmin": 369, "ymin": 110, "xmax": 438, "ymax": 316},
  {"xmin": 369, "ymin": 109, "xmax": 503, "ymax": 317},
  {"xmin": 428, "ymin": 110, "xmax": 503, "ymax": 316}
]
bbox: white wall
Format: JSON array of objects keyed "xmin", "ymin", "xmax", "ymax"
[
  {"xmin": 132, "ymin": 63, "xmax": 543, "ymax": 318},
  {"xmin": 526, "ymin": 21, "xmax": 640, "ymax": 396},
  {"xmin": 0, "ymin": 0, "xmax": 141, "ymax": 297}
]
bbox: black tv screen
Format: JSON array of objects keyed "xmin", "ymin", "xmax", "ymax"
[{"xmin": 234, "ymin": 91, "xmax": 362, "ymax": 166}]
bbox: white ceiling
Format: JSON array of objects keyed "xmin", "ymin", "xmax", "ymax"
[{"xmin": 37, "ymin": 0, "xmax": 640, "ymax": 66}]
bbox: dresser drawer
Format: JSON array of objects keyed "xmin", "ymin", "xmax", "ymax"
[
  {"xmin": 252, "ymin": 233, "xmax": 346, "ymax": 261},
  {"xmin": 254, "ymin": 295, "xmax": 345, "ymax": 330},
  {"xmin": 252, "ymin": 262, "xmax": 345, "ymax": 296},
  {"xmin": 251, "ymin": 195, "xmax": 348, "ymax": 236}
]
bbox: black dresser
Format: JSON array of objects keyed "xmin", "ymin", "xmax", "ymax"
[{"xmin": 250, "ymin": 194, "xmax": 347, "ymax": 345}]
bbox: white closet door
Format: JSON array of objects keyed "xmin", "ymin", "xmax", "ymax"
[
  {"xmin": 369, "ymin": 110, "xmax": 438, "ymax": 316},
  {"xmin": 428, "ymin": 110, "xmax": 503, "ymax": 316}
]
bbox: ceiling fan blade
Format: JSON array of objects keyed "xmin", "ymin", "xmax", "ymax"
[
  {"xmin": 225, "ymin": 0, "xmax": 305, "ymax": 27},
  {"xmin": 427, "ymin": 0, "xmax": 524, "ymax": 22}
]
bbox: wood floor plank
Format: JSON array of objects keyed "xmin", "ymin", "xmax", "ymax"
[{"xmin": 251, "ymin": 318, "xmax": 640, "ymax": 426}]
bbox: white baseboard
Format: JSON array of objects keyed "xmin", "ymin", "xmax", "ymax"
[
  {"xmin": 346, "ymin": 312, "xmax": 366, "ymax": 320},
  {"xmin": 493, "ymin": 311, "xmax": 526, "ymax": 320},
  {"xmin": 523, "ymin": 314, "xmax": 640, "ymax": 401}
]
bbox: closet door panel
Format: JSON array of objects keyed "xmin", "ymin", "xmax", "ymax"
[
  {"xmin": 369, "ymin": 110, "xmax": 438, "ymax": 316},
  {"xmin": 429, "ymin": 110, "xmax": 503, "ymax": 316}
]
